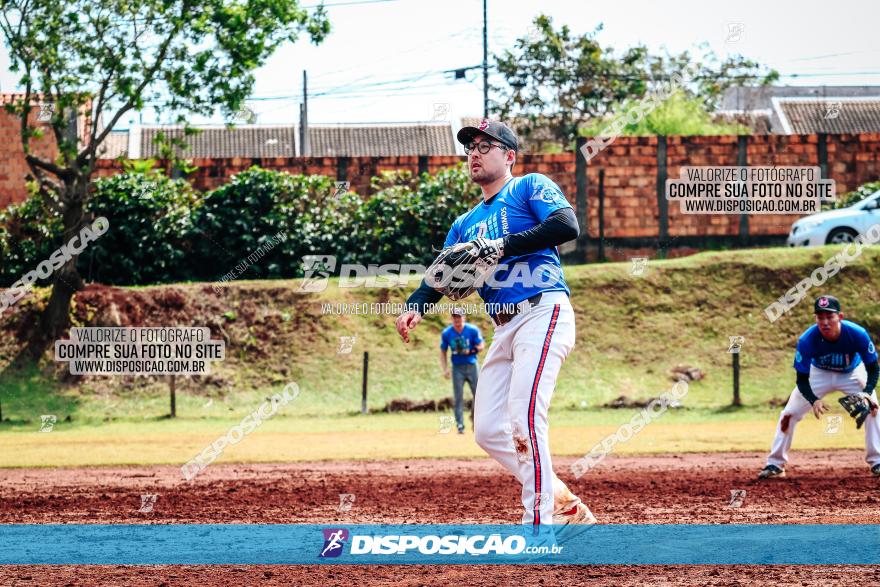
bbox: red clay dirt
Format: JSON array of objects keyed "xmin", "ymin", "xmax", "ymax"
[{"xmin": 2, "ymin": 450, "xmax": 880, "ymax": 585}]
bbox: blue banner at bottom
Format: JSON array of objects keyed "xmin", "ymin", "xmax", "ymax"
[{"xmin": 1, "ymin": 524, "xmax": 878, "ymax": 565}]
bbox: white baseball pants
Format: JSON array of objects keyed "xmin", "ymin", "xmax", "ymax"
[
  {"xmin": 473, "ymin": 291, "xmax": 577, "ymax": 526},
  {"xmin": 766, "ymin": 363, "xmax": 880, "ymax": 468}
]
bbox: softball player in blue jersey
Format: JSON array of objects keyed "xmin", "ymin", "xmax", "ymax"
[
  {"xmin": 396, "ymin": 119, "xmax": 595, "ymax": 528},
  {"xmin": 759, "ymin": 295, "xmax": 880, "ymax": 479}
]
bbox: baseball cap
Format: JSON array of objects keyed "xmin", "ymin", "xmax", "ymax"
[
  {"xmin": 456, "ymin": 119, "xmax": 519, "ymax": 151},
  {"xmin": 814, "ymin": 295, "xmax": 841, "ymax": 314},
  {"xmin": 451, "ymin": 307, "xmax": 465, "ymax": 316}
]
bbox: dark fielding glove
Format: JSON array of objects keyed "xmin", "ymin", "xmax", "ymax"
[
  {"xmin": 839, "ymin": 394, "xmax": 876, "ymax": 429},
  {"xmin": 424, "ymin": 237, "xmax": 504, "ymax": 301}
]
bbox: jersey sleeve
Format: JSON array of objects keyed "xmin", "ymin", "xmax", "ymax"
[
  {"xmin": 443, "ymin": 218, "xmax": 462, "ymax": 248},
  {"xmin": 856, "ymin": 327, "xmax": 879, "ymax": 365},
  {"xmin": 473, "ymin": 327, "xmax": 484, "ymax": 345},
  {"xmin": 793, "ymin": 337, "xmax": 812, "ymax": 374},
  {"xmin": 439, "ymin": 329, "xmax": 449, "ymax": 351},
  {"xmin": 524, "ymin": 174, "xmax": 571, "ymax": 222}
]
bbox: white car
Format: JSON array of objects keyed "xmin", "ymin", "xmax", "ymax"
[{"xmin": 787, "ymin": 190, "xmax": 880, "ymax": 246}]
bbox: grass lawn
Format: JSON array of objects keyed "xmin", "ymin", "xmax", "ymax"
[
  {"xmin": 0, "ymin": 407, "xmax": 868, "ymax": 468},
  {"xmin": 1, "ymin": 245, "xmax": 879, "ymax": 466}
]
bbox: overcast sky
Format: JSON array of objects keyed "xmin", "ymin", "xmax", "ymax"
[{"xmin": 1, "ymin": 0, "xmax": 878, "ymax": 129}]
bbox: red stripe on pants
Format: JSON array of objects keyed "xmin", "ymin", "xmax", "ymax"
[{"xmin": 528, "ymin": 304, "xmax": 560, "ymax": 525}]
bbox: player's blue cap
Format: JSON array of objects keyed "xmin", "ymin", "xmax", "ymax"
[
  {"xmin": 814, "ymin": 295, "xmax": 841, "ymax": 313},
  {"xmin": 457, "ymin": 119, "xmax": 519, "ymax": 151}
]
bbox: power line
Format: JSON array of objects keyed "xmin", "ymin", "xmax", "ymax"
[
  {"xmin": 312, "ymin": 69, "xmax": 447, "ymax": 96},
  {"xmin": 309, "ymin": 28, "xmax": 479, "ymax": 82},
  {"xmin": 783, "ymin": 71, "xmax": 880, "ymax": 78},
  {"xmin": 118, "ymin": 68, "xmax": 880, "ymax": 115}
]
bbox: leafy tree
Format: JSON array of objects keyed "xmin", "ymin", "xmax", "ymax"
[
  {"xmin": 824, "ymin": 180, "xmax": 880, "ymax": 210},
  {"xmin": 492, "ymin": 14, "xmax": 778, "ymax": 150},
  {"xmin": 579, "ymin": 90, "xmax": 749, "ymax": 137},
  {"xmin": 0, "ymin": 0, "xmax": 330, "ymax": 362}
]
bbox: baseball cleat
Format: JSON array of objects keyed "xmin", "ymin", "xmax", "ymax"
[
  {"xmin": 758, "ymin": 464, "xmax": 786, "ymax": 479},
  {"xmin": 552, "ymin": 501, "xmax": 597, "ymax": 545},
  {"xmin": 872, "ymin": 464, "xmax": 880, "ymax": 477},
  {"xmin": 553, "ymin": 501, "xmax": 597, "ymax": 526}
]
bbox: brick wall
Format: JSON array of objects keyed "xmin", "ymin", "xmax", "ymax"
[
  {"xmin": 4, "ymin": 116, "xmax": 880, "ymax": 243},
  {"xmin": 0, "ymin": 95, "xmax": 57, "ymax": 209},
  {"xmin": 0, "ymin": 93, "xmax": 93, "ymax": 209},
  {"xmin": 578, "ymin": 134, "xmax": 880, "ymax": 241}
]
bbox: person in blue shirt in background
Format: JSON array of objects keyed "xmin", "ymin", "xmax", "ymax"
[{"xmin": 440, "ymin": 308, "xmax": 484, "ymax": 434}]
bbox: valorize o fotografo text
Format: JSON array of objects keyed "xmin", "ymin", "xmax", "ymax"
[{"xmin": 666, "ymin": 167, "xmax": 835, "ymax": 214}]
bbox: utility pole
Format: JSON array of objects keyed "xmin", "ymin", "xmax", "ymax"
[
  {"xmin": 301, "ymin": 70, "xmax": 311, "ymax": 156},
  {"xmin": 169, "ymin": 374, "xmax": 177, "ymax": 418},
  {"xmin": 482, "ymin": 0, "xmax": 488, "ymax": 118}
]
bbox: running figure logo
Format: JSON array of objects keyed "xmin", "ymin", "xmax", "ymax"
[
  {"xmin": 337, "ymin": 494, "xmax": 356, "ymax": 513},
  {"xmin": 728, "ymin": 489, "xmax": 747, "ymax": 508},
  {"xmin": 39, "ymin": 415, "xmax": 57, "ymax": 432},
  {"xmin": 37, "ymin": 103, "xmax": 55, "ymax": 122},
  {"xmin": 338, "ymin": 336, "xmax": 356, "ymax": 355},
  {"xmin": 728, "ymin": 336, "xmax": 745, "ymax": 354},
  {"xmin": 299, "ymin": 255, "xmax": 336, "ymax": 292},
  {"xmin": 333, "ymin": 182, "xmax": 350, "ymax": 199},
  {"xmin": 823, "ymin": 102, "xmax": 842, "ymax": 120},
  {"xmin": 629, "ymin": 257, "xmax": 648, "ymax": 277},
  {"xmin": 825, "ymin": 415, "xmax": 843, "ymax": 434},
  {"xmin": 439, "ymin": 415, "xmax": 454, "ymax": 434},
  {"xmin": 319, "ymin": 529, "xmax": 349, "ymax": 558},
  {"xmin": 139, "ymin": 494, "xmax": 158, "ymax": 513}
]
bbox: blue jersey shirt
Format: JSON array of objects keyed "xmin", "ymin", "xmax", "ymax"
[
  {"xmin": 443, "ymin": 173, "xmax": 571, "ymax": 307},
  {"xmin": 793, "ymin": 320, "xmax": 878, "ymax": 374},
  {"xmin": 441, "ymin": 323, "xmax": 483, "ymax": 365}
]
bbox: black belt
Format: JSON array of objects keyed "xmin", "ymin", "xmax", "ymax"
[{"xmin": 492, "ymin": 293, "xmax": 543, "ymax": 327}]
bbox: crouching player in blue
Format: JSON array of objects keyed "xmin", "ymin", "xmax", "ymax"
[{"xmin": 759, "ymin": 295, "xmax": 880, "ymax": 479}]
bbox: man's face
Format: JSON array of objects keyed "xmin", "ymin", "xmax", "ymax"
[
  {"xmin": 467, "ymin": 135, "xmax": 513, "ymax": 184},
  {"xmin": 815, "ymin": 311, "xmax": 843, "ymax": 340},
  {"xmin": 452, "ymin": 315, "xmax": 465, "ymax": 329}
]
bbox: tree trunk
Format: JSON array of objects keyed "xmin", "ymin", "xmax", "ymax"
[{"xmin": 16, "ymin": 183, "xmax": 86, "ymax": 365}]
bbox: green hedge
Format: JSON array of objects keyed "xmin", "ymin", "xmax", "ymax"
[
  {"xmin": 86, "ymin": 171, "xmax": 202, "ymax": 285},
  {"xmin": 0, "ymin": 164, "xmax": 480, "ymax": 286},
  {"xmin": 834, "ymin": 180, "xmax": 880, "ymax": 209},
  {"xmin": 0, "ymin": 193, "xmax": 63, "ymax": 286},
  {"xmin": 347, "ymin": 168, "xmax": 478, "ymax": 266}
]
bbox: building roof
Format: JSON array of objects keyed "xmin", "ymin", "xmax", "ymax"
[
  {"xmin": 97, "ymin": 122, "xmax": 458, "ymax": 158},
  {"xmin": 774, "ymin": 98, "xmax": 880, "ymax": 134},
  {"xmin": 718, "ymin": 86, "xmax": 880, "ymax": 134},
  {"xmin": 712, "ymin": 111, "xmax": 773, "ymax": 134},
  {"xmin": 97, "ymin": 131, "xmax": 130, "ymax": 159},
  {"xmin": 720, "ymin": 85, "xmax": 880, "ymax": 111},
  {"xmin": 139, "ymin": 125, "xmax": 297, "ymax": 158},
  {"xmin": 307, "ymin": 122, "xmax": 456, "ymax": 156}
]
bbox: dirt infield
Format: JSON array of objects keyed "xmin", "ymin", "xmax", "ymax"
[
  {"xmin": 3, "ymin": 564, "xmax": 879, "ymax": 586},
  {"xmin": 2, "ymin": 450, "xmax": 880, "ymax": 585}
]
